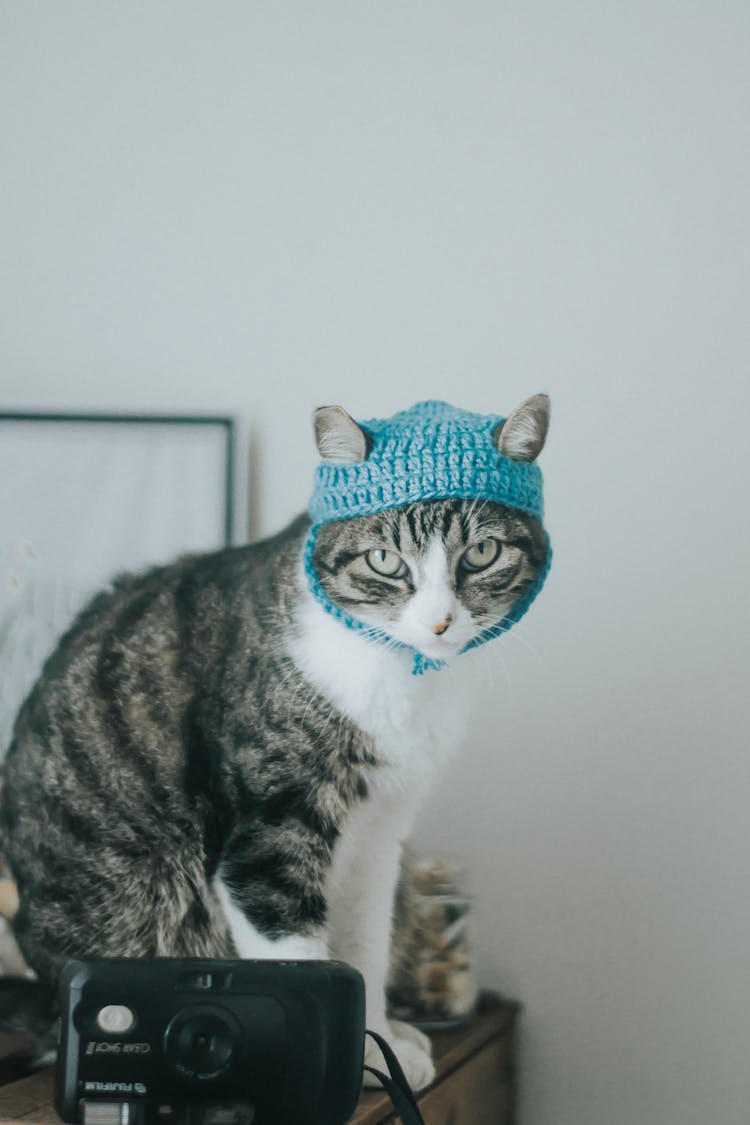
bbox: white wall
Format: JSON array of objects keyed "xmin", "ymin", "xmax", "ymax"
[{"xmin": 2, "ymin": 4, "xmax": 748, "ymax": 1123}]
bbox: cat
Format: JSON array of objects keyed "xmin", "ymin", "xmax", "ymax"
[{"xmin": 0, "ymin": 395, "xmax": 551, "ymax": 1089}]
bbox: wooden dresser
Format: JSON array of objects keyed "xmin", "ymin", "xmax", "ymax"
[
  {"xmin": 354, "ymin": 994, "xmax": 519, "ymax": 1125},
  {"xmin": 0, "ymin": 993, "xmax": 518, "ymax": 1125}
]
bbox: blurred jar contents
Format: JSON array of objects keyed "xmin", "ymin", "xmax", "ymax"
[{"xmin": 390, "ymin": 856, "xmax": 479, "ymax": 1029}]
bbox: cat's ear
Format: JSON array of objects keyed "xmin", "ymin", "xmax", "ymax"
[
  {"xmin": 493, "ymin": 394, "xmax": 550, "ymax": 462},
  {"xmin": 313, "ymin": 405, "xmax": 371, "ymax": 464}
]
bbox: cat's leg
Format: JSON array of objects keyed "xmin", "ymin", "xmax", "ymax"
[
  {"xmin": 8, "ymin": 838, "xmax": 234, "ymax": 990},
  {"xmin": 213, "ymin": 874, "xmax": 328, "ymax": 960},
  {"xmin": 328, "ymin": 794, "xmax": 435, "ymax": 1091},
  {"xmin": 213, "ymin": 820, "xmax": 330, "ymax": 962}
]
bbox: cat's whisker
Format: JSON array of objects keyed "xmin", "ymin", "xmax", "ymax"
[
  {"xmin": 358, "ymin": 626, "xmax": 404, "ymax": 657},
  {"xmin": 463, "ymin": 638, "xmax": 495, "ymax": 692},
  {"xmin": 479, "ymin": 643, "xmax": 498, "ymax": 693},
  {"xmin": 500, "ymin": 628, "xmax": 543, "ymax": 664},
  {"xmin": 468, "ymin": 496, "xmax": 492, "ymax": 526},
  {"xmin": 268, "ymin": 655, "xmax": 303, "ymax": 707},
  {"xmin": 298, "ymin": 680, "xmax": 331, "ymax": 731},
  {"xmin": 471, "ymin": 613, "xmax": 544, "ymax": 665},
  {"xmin": 493, "ymin": 643, "xmax": 512, "ymax": 692},
  {"xmin": 334, "ymin": 706, "xmax": 348, "ymax": 753},
  {"xmin": 322, "ymin": 697, "xmax": 342, "ymax": 739},
  {"xmin": 462, "ymin": 494, "xmax": 485, "ymax": 532}
]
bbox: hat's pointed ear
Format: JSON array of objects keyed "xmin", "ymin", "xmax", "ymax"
[
  {"xmin": 313, "ymin": 406, "xmax": 371, "ymax": 464},
  {"xmin": 493, "ymin": 394, "xmax": 550, "ymax": 462}
]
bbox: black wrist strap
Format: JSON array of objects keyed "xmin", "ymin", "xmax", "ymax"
[{"xmin": 363, "ymin": 1029, "xmax": 427, "ymax": 1125}]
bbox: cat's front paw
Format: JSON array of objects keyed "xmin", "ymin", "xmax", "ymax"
[
  {"xmin": 388, "ymin": 1017, "xmax": 432, "ymax": 1056},
  {"xmin": 363, "ymin": 1029, "xmax": 435, "ymax": 1092}
]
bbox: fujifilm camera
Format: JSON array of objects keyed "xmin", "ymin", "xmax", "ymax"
[{"xmin": 55, "ymin": 957, "xmax": 366, "ymax": 1125}]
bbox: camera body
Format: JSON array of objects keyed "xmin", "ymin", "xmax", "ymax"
[{"xmin": 55, "ymin": 958, "xmax": 366, "ymax": 1125}]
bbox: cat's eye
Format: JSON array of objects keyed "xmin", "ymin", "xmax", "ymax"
[
  {"xmin": 365, "ymin": 549, "xmax": 408, "ymax": 579},
  {"xmin": 461, "ymin": 539, "xmax": 501, "ymax": 572}
]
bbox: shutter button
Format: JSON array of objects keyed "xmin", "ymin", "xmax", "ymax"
[{"xmin": 96, "ymin": 1005, "xmax": 135, "ymax": 1034}]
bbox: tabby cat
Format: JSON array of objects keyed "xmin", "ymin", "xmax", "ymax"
[{"xmin": 0, "ymin": 396, "xmax": 551, "ymax": 1089}]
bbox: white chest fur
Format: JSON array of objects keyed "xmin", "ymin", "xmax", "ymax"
[
  {"xmin": 218, "ymin": 580, "xmax": 472, "ymax": 1077},
  {"xmin": 287, "ymin": 585, "xmax": 474, "ymax": 1080},
  {"xmin": 288, "ymin": 585, "xmax": 467, "ymax": 799}
]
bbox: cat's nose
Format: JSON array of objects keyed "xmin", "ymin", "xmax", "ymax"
[{"xmin": 432, "ymin": 616, "xmax": 453, "ymax": 635}]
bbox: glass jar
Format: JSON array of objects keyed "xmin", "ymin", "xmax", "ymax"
[{"xmin": 389, "ymin": 855, "xmax": 479, "ymax": 1029}]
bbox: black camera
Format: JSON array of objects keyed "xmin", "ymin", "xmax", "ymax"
[{"xmin": 55, "ymin": 958, "xmax": 366, "ymax": 1125}]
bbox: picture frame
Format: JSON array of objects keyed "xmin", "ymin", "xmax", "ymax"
[{"xmin": 0, "ymin": 411, "xmax": 236, "ymax": 756}]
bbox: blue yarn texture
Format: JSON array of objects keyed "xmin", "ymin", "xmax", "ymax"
[{"xmin": 304, "ymin": 400, "xmax": 552, "ymax": 674}]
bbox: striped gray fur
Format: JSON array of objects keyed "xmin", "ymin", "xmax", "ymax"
[{"xmin": 0, "ymin": 499, "xmax": 547, "ymax": 1001}]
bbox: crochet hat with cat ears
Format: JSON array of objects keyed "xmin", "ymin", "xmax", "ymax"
[{"xmin": 304, "ymin": 398, "xmax": 552, "ymax": 673}]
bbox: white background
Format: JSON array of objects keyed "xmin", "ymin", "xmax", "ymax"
[{"xmin": 1, "ymin": 4, "xmax": 748, "ymax": 1123}]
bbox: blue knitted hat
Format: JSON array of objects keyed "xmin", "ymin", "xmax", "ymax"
[{"xmin": 304, "ymin": 400, "xmax": 551, "ymax": 673}]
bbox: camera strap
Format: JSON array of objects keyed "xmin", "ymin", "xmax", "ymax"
[{"xmin": 363, "ymin": 1030, "xmax": 427, "ymax": 1125}]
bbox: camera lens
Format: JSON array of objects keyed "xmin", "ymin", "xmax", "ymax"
[{"xmin": 164, "ymin": 1006, "xmax": 240, "ymax": 1081}]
